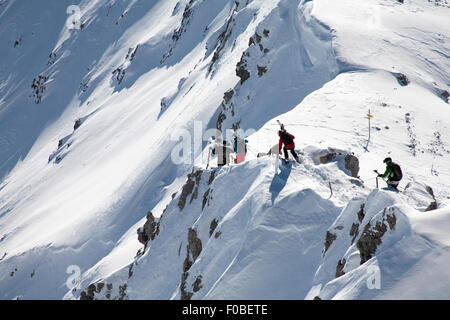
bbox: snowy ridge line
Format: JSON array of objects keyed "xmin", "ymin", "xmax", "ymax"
[
  {"xmin": 0, "ymin": 0, "xmax": 449, "ymax": 300},
  {"xmin": 69, "ymin": 143, "xmax": 447, "ymax": 300},
  {"xmin": 65, "ymin": 149, "xmax": 349, "ymax": 300}
]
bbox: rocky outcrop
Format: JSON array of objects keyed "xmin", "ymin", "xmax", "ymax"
[
  {"xmin": 73, "ymin": 119, "xmax": 82, "ymax": 131},
  {"xmin": 424, "ymin": 186, "xmax": 438, "ymax": 211},
  {"xmin": 80, "ymin": 282, "xmax": 108, "ymax": 300},
  {"xmin": 357, "ymin": 204, "xmax": 365, "ymax": 223},
  {"xmin": 178, "ymin": 169, "xmax": 203, "ymax": 211},
  {"xmin": 335, "ymin": 259, "xmax": 346, "ymax": 278},
  {"xmin": 181, "ymin": 228, "xmax": 203, "ymax": 300},
  {"xmin": 395, "ymin": 73, "xmax": 409, "ymax": 86},
  {"xmin": 207, "ymin": 2, "xmax": 240, "ymax": 76},
  {"xmin": 161, "ymin": 0, "xmax": 195, "ymax": 63},
  {"xmin": 137, "ymin": 211, "xmax": 160, "ymax": 246},
  {"xmin": 236, "ymin": 52, "xmax": 251, "ymax": 84},
  {"xmin": 31, "ymin": 74, "xmax": 48, "ymax": 104},
  {"xmin": 112, "ymin": 67, "xmax": 126, "ymax": 85},
  {"xmin": 344, "ymin": 154, "xmax": 360, "ymax": 178},
  {"xmin": 319, "ymin": 151, "xmax": 337, "ymax": 164},
  {"xmin": 349, "ymin": 223, "xmax": 359, "ymax": 244},
  {"xmin": 323, "ymin": 231, "xmax": 337, "ymax": 256},
  {"xmin": 192, "ymin": 275, "xmax": 203, "ymax": 293},
  {"xmin": 440, "ymin": 90, "xmax": 449, "ymax": 103},
  {"xmin": 202, "ymin": 188, "xmax": 211, "ymax": 210},
  {"xmin": 317, "ymin": 149, "xmax": 360, "ymax": 178},
  {"xmin": 257, "ymin": 65, "xmax": 268, "ymax": 77},
  {"xmin": 223, "ymin": 89, "xmax": 234, "ymax": 103},
  {"xmin": 209, "ymin": 218, "xmax": 218, "ymax": 237},
  {"xmin": 357, "ymin": 207, "xmax": 396, "ymax": 264}
]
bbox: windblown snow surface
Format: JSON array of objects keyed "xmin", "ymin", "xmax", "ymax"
[{"xmin": 0, "ymin": 0, "xmax": 449, "ymax": 300}]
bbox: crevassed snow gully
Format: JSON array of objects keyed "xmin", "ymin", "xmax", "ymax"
[{"xmin": 0, "ymin": 0, "xmax": 449, "ymax": 300}]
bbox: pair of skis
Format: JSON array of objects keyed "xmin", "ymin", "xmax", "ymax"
[
  {"xmin": 275, "ymin": 120, "xmax": 301, "ymax": 173},
  {"xmin": 275, "ymin": 120, "xmax": 284, "ymax": 174}
]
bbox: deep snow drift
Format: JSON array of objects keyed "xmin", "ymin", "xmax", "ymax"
[{"xmin": 0, "ymin": 0, "xmax": 449, "ymax": 299}]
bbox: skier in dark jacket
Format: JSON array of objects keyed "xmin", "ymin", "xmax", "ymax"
[
  {"xmin": 278, "ymin": 129, "xmax": 300, "ymax": 163},
  {"xmin": 378, "ymin": 157, "xmax": 402, "ymax": 190},
  {"xmin": 214, "ymin": 139, "xmax": 233, "ymax": 167}
]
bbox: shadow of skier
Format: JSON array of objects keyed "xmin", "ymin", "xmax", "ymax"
[{"xmin": 269, "ymin": 161, "xmax": 292, "ymax": 205}]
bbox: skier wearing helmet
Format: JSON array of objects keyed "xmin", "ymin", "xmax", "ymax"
[
  {"xmin": 378, "ymin": 157, "xmax": 403, "ymax": 190},
  {"xmin": 278, "ymin": 129, "xmax": 300, "ymax": 163}
]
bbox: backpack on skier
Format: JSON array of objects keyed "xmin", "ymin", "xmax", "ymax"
[{"xmin": 392, "ymin": 163, "xmax": 402, "ymax": 181}]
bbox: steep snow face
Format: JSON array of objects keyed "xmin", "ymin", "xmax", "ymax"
[
  {"xmin": 0, "ymin": 0, "xmax": 339, "ymax": 299},
  {"xmin": 1, "ymin": 0, "xmax": 449, "ymax": 300},
  {"xmin": 64, "ymin": 154, "xmax": 357, "ymax": 300},
  {"xmin": 307, "ymin": 188, "xmax": 450, "ymax": 300}
]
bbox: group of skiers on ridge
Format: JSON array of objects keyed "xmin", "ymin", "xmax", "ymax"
[
  {"xmin": 213, "ymin": 135, "xmax": 248, "ymax": 167},
  {"xmin": 212, "ymin": 126, "xmax": 402, "ymax": 190},
  {"xmin": 212, "ymin": 126, "xmax": 300, "ymax": 166}
]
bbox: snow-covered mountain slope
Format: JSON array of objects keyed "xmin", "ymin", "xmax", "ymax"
[{"xmin": 0, "ymin": 0, "xmax": 449, "ymax": 299}]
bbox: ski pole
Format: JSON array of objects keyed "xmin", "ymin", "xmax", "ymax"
[{"xmin": 373, "ymin": 170, "xmax": 380, "ymax": 188}]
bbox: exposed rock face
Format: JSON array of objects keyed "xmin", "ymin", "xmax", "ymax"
[
  {"xmin": 357, "ymin": 208, "xmax": 397, "ymax": 264},
  {"xmin": 192, "ymin": 276, "xmax": 203, "ymax": 293},
  {"xmin": 181, "ymin": 228, "xmax": 203, "ymax": 300},
  {"xmin": 80, "ymin": 284, "xmax": 96, "ymax": 300},
  {"xmin": 209, "ymin": 218, "xmax": 218, "ymax": 237},
  {"xmin": 396, "ymin": 73, "xmax": 409, "ymax": 86},
  {"xmin": 31, "ymin": 74, "xmax": 48, "ymax": 104},
  {"xmin": 202, "ymin": 188, "xmax": 211, "ymax": 210},
  {"xmin": 349, "ymin": 223, "xmax": 359, "ymax": 244},
  {"xmin": 357, "ymin": 204, "xmax": 365, "ymax": 223},
  {"xmin": 137, "ymin": 211, "xmax": 160, "ymax": 246},
  {"xmin": 207, "ymin": 2, "xmax": 240, "ymax": 75},
  {"xmin": 344, "ymin": 154, "xmax": 360, "ymax": 178},
  {"xmin": 318, "ymin": 149, "xmax": 359, "ymax": 178},
  {"xmin": 216, "ymin": 112, "xmax": 227, "ymax": 131},
  {"xmin": 223, "ymin": 89, "xmax": 234, "ymax": 103},
  {"xmin": 236, "ymin": 53, "xmax": 251, "ymax": 84},
  {"xmin": 257, "ymin": 65, "xmax": 268, "ymax": 77},
  {"xmin": 112, "ymin": 67, "xmax": 125, "ymax": 85},
  {"xmin": 73, "ymin": 119, "xmax": 82, "ymax": 131},
  {"xmin": 425, "ymin": 186, "xmax": 438, "ymax": 211},
  {"xmin": 208, "ymin": 171, "xmax": 216, "ymax": 185},
  {"xmin": 178, "ymin": 170, "xmax": 203, "ymax": 211},
  {"xmin": 425, "ymin": 201, "xmax": 438, "ymax": 212},
  {"xmin": 161, "ymin": 0, "xmax": 196, "ymax": 64},
  {"xmin": 80, "ymin": 282, "xmax": 108, "ymax": 300},
  {"xmin": 440, "ymin": 90, "xmax": 449, "ymax": 103},
  {"xmin": 336, "ymin": 259, "xmax": 346, "ymax": 278},
  {"xmin": 323, "ymin": 231, "xmax": 337, "ymax": 256},
  {"xmin": 319, "ymin": 151, "xmax": 337, "ymax": 164},
  {"xmin": 118, "ymin": 283, "xmax": 128, "ymax": 300},
  {"xmin": 187, "ymin": 228, "xmax": 202, "ymax": 261}
]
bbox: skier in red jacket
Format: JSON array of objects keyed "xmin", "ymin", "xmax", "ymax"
[{"xmin": 278, "ymin": 129, "xmax": 300, "ymax": 163}]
